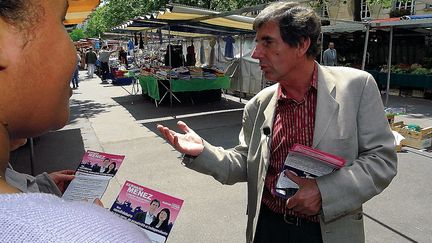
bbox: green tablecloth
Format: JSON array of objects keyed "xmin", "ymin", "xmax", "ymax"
[
  {"xmin": 366, "ymin": 70, "xmax": 432, "ymax": 89},
  {"xmin": 138, "ymin": 75, "xmax": 160, "ymax": 100},
  {"xmin": 138, "ymin": 75, "xmax": 230, "ymax": 101}
]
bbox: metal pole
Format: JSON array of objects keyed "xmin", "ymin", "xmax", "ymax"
[
  {"xmin": 168, "ymin": 26, "xmax": 173, "ymax": 108},
  {"xmin": 29, "ymin": 137, "xmax": 35, "ymax": 176},
  {"xmin": 217, "ymin": 37, "xmax": 220, "ymax": 62},
  {"xmin": 320, "ymin": 32, "xmax": 324, "ymax": 64},
  {"xmin": 385, "ymin": 27, "xmax": 393, "ymax": 106},
  {"xmin": 239, "ymin": 35, "xmax": 244, "ymax": 101},
  {"xmin": 361, "ymin": 25, "xmax": 370, "ymax": 70}
]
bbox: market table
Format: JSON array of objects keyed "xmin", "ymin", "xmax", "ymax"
[
  {"xmin": 367, "ymin": 70, "xmax": 432, "ymax": 89},
  {"xmin": 138, "ymin": 75, "xmax": 230, "ymax": 106}
]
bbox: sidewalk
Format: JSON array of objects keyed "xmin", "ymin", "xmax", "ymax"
[{"xmin": 10, "ymin": 72, "xmax": 432, "ymax": 242}]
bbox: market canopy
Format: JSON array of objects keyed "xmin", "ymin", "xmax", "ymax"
[
  {"xmin": 112, "ymin": 4, "xmax": 255, "ymax": 37},
  {"xmin": 370, "ymin": 15, "xmax": 432, "ymax": 29},
  {"xmin": 64, "ymin": 0, "xmax": 100, "ymax": 26},
  {"xmin": 321, "ymin": 21, "xmax": 366, "ymax": 33}
]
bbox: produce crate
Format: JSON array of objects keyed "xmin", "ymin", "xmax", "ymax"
[
  {"xmin": 402, "ymin": 137, "xmax": 431, "ymax": 150},
  {"xmin": 412, "ymin": 89, "xmax": 425, "ymax": 98},
  {"xmin": 395, "ymin": 144, "xmax": 402, "ymax": 152},
  {"xmin": 391, "ymin": 121, "xmax": 432, "ymax": 149},
  {"xmin": 386, "ymin": 114, "xmax": 395, "ymax": 124}
]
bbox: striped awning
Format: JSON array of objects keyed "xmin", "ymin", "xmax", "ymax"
[
  {"xmin": 64, "ymin": 0, "xmax": 100, "ymax": 26},
  {"xmin": 111, "ymin": 4, "xmax": 255, "ymax": 37}
]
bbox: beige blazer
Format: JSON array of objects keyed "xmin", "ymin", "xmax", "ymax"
[{"xmin": 185, "ymin": 64, "xmax": 397, "ymax": 243}]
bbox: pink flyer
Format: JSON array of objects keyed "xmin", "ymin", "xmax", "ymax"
[
  {"xmin": 77, "ymin": 150, "xmax": 125, "ymax": 176},
  {"xmin": 110, "ymin": 180, "xmax": 184, "ymax": 243}
]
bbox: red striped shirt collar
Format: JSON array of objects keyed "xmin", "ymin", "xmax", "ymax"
[{"xmin": 277, "ymin": 63, "xmax": 318, "ymax": 102}]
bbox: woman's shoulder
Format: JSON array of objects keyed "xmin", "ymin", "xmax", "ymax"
[{"xmin": 0, "ymin": 193, "xmax": 150, "ymax": 242}]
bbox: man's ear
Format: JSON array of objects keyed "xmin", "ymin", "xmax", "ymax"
[
  {"xmin": 0, "ymin": 20, "xmax": 10, "ymax": 70},
  {"xmin": 297, "ymin": 37, "xmax": 311, "ymax": 57}
]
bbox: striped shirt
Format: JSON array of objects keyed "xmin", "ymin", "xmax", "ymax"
[{"xmin": 261, "ymin": 63, "xmax": 318, "ymax": 222}]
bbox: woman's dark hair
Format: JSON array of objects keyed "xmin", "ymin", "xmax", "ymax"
[
  {"xmin": 253, "ymin": 2, "xmax": 321, "ymax": 58},
  {"xmin": 0, "ymin": 0, "xmax": 41, "ymax": 29},
  {"xmin": 108, "ymin": 162, "xmax": 117, "ymax": 169},
  {"xmin": 150, "ymin": 208, "xmax": 171, "ymax": 230}
]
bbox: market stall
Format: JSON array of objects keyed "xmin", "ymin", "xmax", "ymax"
[
  {"xmin": 321, "ymin": 16, "xmax": 432, "ymax": 103},
  {"xmin": 109, "ymin": 4, "xmax": 257, "ymax": 106},
  {"xmin": 138, "ymin": 66, "xmax": 229, "ymax": 105}
]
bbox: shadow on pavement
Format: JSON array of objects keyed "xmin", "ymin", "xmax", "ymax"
[
  {"xmin": 113, "ymin": 95, "xmax": 244, "ymax": 148},
  {"xmin": 10, "ymin": 128, "xmax": 85, "ymax": 176},
  {"xmin": 112, "ymin": 95, "xmax": 245, "ymax": 121},
  {"xmin": 143, "ymin": 112, "xmax": 243, "ymax": 149},
  {"xmin": 69, "ymin": 98, "xmax": 117, "ymax": 124}
]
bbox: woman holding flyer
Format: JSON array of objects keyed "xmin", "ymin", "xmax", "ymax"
[{"xmin": 0, "ymin": 1, "xmax": 150, "ymax": 242}]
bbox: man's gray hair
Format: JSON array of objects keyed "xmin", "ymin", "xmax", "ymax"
[{"xmin": 253, "ymin": 1, "xmax": 321, "ymax": 58}]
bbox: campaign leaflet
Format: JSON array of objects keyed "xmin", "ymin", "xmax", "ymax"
[
  {"xmin": 275, "ymin": 144, "xmax": 346, "ymax": 199},
  {"xmin": 110, "ymin": 181, "xmax": 184, "ymax": 243},
  {"xmin": 62, "ymin": 150, "xmax": 125, "ymax": 202}
]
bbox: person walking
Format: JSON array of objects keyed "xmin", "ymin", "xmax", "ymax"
[
  {"xmin": 85, "ymin": 47, "xmax": 97, "ymax": 78},
  {"xmin": 71, "ymin": 51, "xmax": 80, "ymax": 89},
  {"xmin": 323, "ymin": 42, "xmax": 337, "ymax": 66},
  {"xmin": 98, "ymin": 45, "xmax": 117, "ymax": 83},
  {"xmin": 157, "ymin": 2, "xmax": 397, "ymax": 243},
  {"xmin": 118, "ymin": 46, "xmax": 128, "ymax": 68}
]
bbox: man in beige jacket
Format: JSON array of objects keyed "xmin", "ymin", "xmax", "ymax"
[{"xmin": 157, "ymin": 2, "xmax": 397, "ymax": 242}]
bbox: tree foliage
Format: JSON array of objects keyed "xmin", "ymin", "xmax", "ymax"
[
  {"xmin": 84, "ymin": 0, "xmax": 169, "ymax": 37},
  {"xmin": 83, "ymin": 0, "xmax": 274, "ymax": 37},
  {"xmin": 69, "ymin": 28, "xmax": 85, "ymax": 41}
]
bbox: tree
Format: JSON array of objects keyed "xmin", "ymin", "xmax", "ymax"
[
  {"xmin": 69, "ymin": 28, "xmax": 85, "ymax": 41},
  {"xmin": 83, "ymin": 0, "xmax": 273, "ymax": 37},
  {"xmin": 84, "ymin": 0, "xmax": 169, "ymax": 37}
]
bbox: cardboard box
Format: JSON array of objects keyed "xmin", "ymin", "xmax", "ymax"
[
  {"xmin": 388, "ymin": 89, "xmax": 400, "ymax": 96},
  {"xmin": 395, "ymin": 144, "xmax": 402, "ymax": 152},
  {"xmin": 391, "ymin": 121, "xmax": 432, "ymax": 149},
  {"xmin": 401, "ymin": 137, "xmax": 432, "ymax": 150},
  {"xmin": 412, "ymin": 89, "xmax": 425, "ymax": 98}
]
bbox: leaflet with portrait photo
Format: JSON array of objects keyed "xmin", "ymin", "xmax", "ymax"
[
  {"xmin": 110, "ymin": 180, "xmax": 184, "ymax": 243},
  {"xmin": 62, "ymin": 150, "xmax": 125, "ymax": 202},
  {"xmin": 275, "ymin": 144, "xmax": 346, "ymax": 199}
]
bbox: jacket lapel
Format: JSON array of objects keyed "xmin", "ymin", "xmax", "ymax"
[
  {"xmin": 313, "ymin": 65, "xmax": 339, "ymax": 148},
  {"xmin": 260, "ymin": 85, "xmax": 278, "ymax": 167}
]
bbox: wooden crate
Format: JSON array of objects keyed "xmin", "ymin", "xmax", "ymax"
[
  {"xmin": 402, "ymin": 137, "xmax": 432, "ymax": 150},
  {"xmin": 395, "ymin": 144, "xmax": 402, "ymax": 152},
  {"xmin": 412, "ymin": 89, "xmax": 425, "ymax": 98},
  {"xmin": 391, "ymin": 121, "xmax": 432, "ymax": 149},
  {"xmin": 391, "ymin": 122, "xmax": 432, "ymax": 140}
]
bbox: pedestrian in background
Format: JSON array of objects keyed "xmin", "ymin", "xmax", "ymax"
[
  {"xmin": 71, "ymin": 51, "xmax": 80, "ymax": 89},
  {"xmin": 323, "ymin": 42, "xmax": 337, "ymax": 66},
  {"xmin": 85, "ymin": 47, "xmax": 97, "ymax": 78},
  {"xmin": 98, "ymin": 45, "xmax": 117, "ymax": 83},
  {"xmin": 118, "ymin": 46, "xmax": 128, "ymax": 69}
]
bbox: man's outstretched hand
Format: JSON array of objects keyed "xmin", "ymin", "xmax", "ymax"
[{"xmin": 157, "ymin": 121, "xmax": 204, "ymax": 156}]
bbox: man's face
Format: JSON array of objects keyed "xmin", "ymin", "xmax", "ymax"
[
  {"xmin": 0, "ymin": 0, "xmax": 76, "ymax": 138},
  {"xmin": 148, "ymin": 201, "xmax": 159, "ymax": 214},
  {"xmin": 103, "ymin": 159, "xmax": 110, "ymax": 167},
  {"xmin": 329, "ymin": 42, "xmax": 334, "ymax": 49},
  {"xmin": 251, "ymin": 21, "xmax": 299, "ymax": 83}
]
